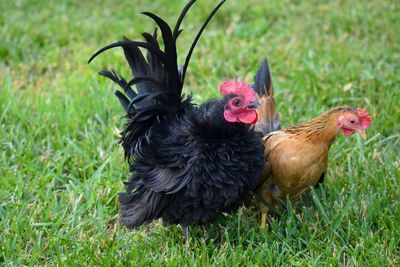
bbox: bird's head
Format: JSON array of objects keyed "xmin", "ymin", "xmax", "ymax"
[
  {"xmin": 220, "ymin": 79, "xmax": 260, "ymax": 124},
  {"xmin": 337, "ymin": 107, "xmax": 372, "ymax": 138}
]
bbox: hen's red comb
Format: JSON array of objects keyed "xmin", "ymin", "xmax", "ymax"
[
  {"xmin": 357, "ymin": 108, "xmax": 372, "ymax": 129},
  {"xmin": 219, "ymin": 79, "xmax": 256, "ymax": 101}
]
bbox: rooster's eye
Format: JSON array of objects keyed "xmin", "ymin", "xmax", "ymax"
[
  {"xmin": 232, "ymin": 99, "xmax": 241, "ymax": 107},
  {"xmin": 350, "ymin": 120, "xmax": 355, "ymax": 124}
]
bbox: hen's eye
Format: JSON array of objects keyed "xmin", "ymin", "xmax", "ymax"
[
  {"xmin": 350, "ymin": 120, "xmax": 355, "ymax": 124},
  {"xmin": 232, "ymin": 99, "xmax": 241, "ymax": 107}
]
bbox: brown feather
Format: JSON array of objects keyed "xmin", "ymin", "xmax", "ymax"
[
  {"xmin": 256, "ymin": 106, "xmax": 359, "ymax": 227},
  {"xmin": 256, "ymin": 86, "xmax": 280, "ymax": 133}
]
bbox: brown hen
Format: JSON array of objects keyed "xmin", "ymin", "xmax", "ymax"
[{"xmin": 251, "ymin": 60, "xmax": 372, "ymax": 228}]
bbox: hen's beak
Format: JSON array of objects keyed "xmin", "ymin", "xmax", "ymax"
[
  {"xmin": 247, "ymin": 101, "xmax": 261, "ymax": 109},
  {"xmin": 358, "ymin": 129, "xmax": 367, "ymax": 139}
]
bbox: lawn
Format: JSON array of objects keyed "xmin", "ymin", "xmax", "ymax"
[{"xmin": 1, "ymin": 0, "xmax": 399, "ymax": 265}]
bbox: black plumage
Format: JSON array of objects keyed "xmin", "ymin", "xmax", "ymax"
[{"xmin": 89, "ymin": 0, "xmax": 265, "ymax": 229}]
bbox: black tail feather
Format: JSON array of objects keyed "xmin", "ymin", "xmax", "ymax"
[
  {"xmin": 142, "ymin": 30, "xmax": 163, "ymax": 81},
  {"xmin": 253, "ymin": 58, "xmax": 281, "ymax": 134},
  {"xmin": 88, "ymin": 40, "xmax": 166, "ymax": 64},
  {"xmin": 121, "ymin": 37, "xmax": 149, "ymax": 94},
  {"xmin": 172, "ymin": 0, "xmax": 196, "ymax": 39},
  {"xmin": 181, "ymin": 0, "xmax": 226, "ymax": 84},
  {"xmin": 114, "ymin": 90, "xmax": 130, "ymax": 112},
  {"xmin": 253, "ymin": 58, "xmax": 272, "ymax": 97},
  {"xmin": 89, "ymin": 0, "xmax": 226, "ymax": 162},
  {"xmin": 141, "ymin": 12, "xmax": 181, "ymax": 94},
  {"xmin": 99, "ymin": 69, "xmax": 137, "ymax": 99},
  {"xmin": 125, "ymin": 76, "xmax": 166, "ymax": 92}
]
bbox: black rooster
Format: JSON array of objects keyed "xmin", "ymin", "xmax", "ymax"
[{"xmin": 89, "ymin": 0, "xmax": 265, "ymax": 235}]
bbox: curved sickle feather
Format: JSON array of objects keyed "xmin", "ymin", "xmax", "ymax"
[
  {"xmin": 141, "ymin": 12, "xmax": 176, "ymax": 60},
  {"xmin": 127, "ymin": 92, "xmax": 179, "ymax": 114},
  {"xmin": 142, "ymin": 12, "xmax": 180, "ymax": 91},
  {"xmin": 142, "ymin": 31, "xmax": 159, "ymax": 48},
  {"xmin": 126, "ymin": 76, "xmax": 165, "ymax": 90},
  {"xmin": 142, "ymin": 12, "xmax": 174, "ymax": 49},
  {"xmin": 173, "ymin": 0, "xmax": 197, "ymax": 39},
  {"xmin": 181, "ymin": 0, "xmax": 226, "ymax": 85},
  {"xmin": 88, "ymin": 40, "xmax": 166, "ymax": 64}
]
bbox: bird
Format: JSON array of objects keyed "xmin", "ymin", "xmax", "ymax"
[
  {"xmin": 251, "ymin": 60, "xmax": 372, "ymax": 228},
  {"xmin": 88, "ymin": 0, "xmax": 266, "ymax": 236}
]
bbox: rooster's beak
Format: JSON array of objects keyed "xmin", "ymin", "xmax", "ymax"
[
  {"xmin": 247, "ymin": 101, "xmax": 261, "ymax": 109},
  {"xmin": 357, "ymin": 129, "xmax": 367, "ymax": 139}
]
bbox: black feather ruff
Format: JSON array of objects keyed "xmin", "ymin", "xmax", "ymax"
[{"xmin": 120, "ymin": 101, "xmax": 265, "ymax": 228}]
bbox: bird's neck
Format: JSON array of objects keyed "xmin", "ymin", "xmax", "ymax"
[{"xmin": 284, "ymin": 111, "xmax": 342, "ymax": 145}]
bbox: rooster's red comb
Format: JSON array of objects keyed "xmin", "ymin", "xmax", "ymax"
[{"xmin": 219, "ymin": 79, "xmax": 256, "ymax": 101}]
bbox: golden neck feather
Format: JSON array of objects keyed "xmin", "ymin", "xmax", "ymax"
[{"xmin": 283, "ymin": 106, "xmax": 356, "ymax": 144}]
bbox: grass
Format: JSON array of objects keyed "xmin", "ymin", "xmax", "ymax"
[{"xmin": 1, "ymin": 0, "xmax": 399, "ymax": 265}]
